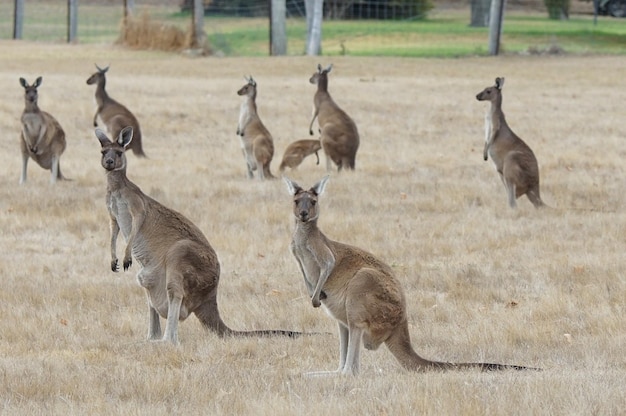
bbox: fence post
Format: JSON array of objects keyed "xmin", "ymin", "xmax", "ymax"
[
  {"xmin": 270, "ymin": 0, "xmax": 287, "ymax": 55},
  {"xmin": 488, "ymin": 0, "xmax": 505, "ymax": 55},
  {"xmin": 14, "ymin": 0, "xmax": 24, "ymax": 39},
  {"xmin": 67, "ymin": 0, "xmax": 78, "ymax": 43},
  {"xmin": 191, "ymin": 0, "xmax": 204, "ymax": 48},
  {"xmin": 125, "ymin": 0, "xmax": 135, "ymax": 17}
]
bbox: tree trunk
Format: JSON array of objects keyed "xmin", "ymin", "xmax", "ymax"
[
  {"xmin": 306, "ymin": 0, "xmax": 323, "ymax": 55},
  {"xmin": 271, "ymin": 0, "xmax": 287, "ymax": 55},
  {"xmin": 470, "ymin": 0, "xmax": 491, "ymax": 27}
]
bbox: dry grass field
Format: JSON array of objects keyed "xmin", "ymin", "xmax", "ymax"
[{"xmin": 1, "ymin": 40, "xmax": 625, "ymax": 415}]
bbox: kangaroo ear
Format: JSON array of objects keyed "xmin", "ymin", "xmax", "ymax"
[
  {"xmin": 118, "ymin": 126, "xmax": 134, "ymax": 148},
  {"xmin": 19, "ymin": 78, "xmax": 28, "ymax": 88},
  {"xmin": 249, "ymin": 76, "xmax": 256, "ymax": 87},
  {"xmin": 317, "ymin": 63, "xmax": 322, "ymax": 72},
  {"xmin": 34, "ymin": 76, "xmax": 42, "ymax": 87},
  {"xmin": 95, "ymin": 128, "xmax": 111, "ymax": 147},
  {"xmin": 283, "ymin": 176, "xmax": 302, "ymax": 196},
  {"xmin": 325, "ymin": 64, "xmax": 333, "ymax": 73},
  {"xmin": 96, "ymin": 63, "xmax": 109, "ymax": 73},
  {"xmin": 311, "ymin": 175, "xmax": 330, "ymax": 196},
  {"xmin": 495, "ymin": 77, "xmax": 505, "ymax": 89}
]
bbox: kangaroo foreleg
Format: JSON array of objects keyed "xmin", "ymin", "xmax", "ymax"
[
  {"xmin": 309, "ymin": 108, "xmax": 318, "ymax": 136},
  {"xmin": 109, "ymin": 218, "xmax": 120, "ymax": 272},
  {"xmin": 312, "ymin": 251, "xmax": 334, "ymax": 307},
  {"xmin": 123, "ymin": 203, "xmax": 146, "ymax": 270}
]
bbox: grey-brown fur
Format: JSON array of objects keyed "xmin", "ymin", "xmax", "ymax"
[
  {"xmin": 279, "ymin": 139, "xmax": 322, "ymax": 172},
  {"xmin": 96, "ymin": 127, "xmax": 300, "ymax": 344},
  {"xmin": 19, "ymin": 76, "xmax": 67, "ymax": 184},
  {"xmin": 308, "ymin": 64, "xmax": 360, "ymax": 172},
  {"xmin": 87, "ymin": 64, "xmax": 146, "ymax": 157},
  {"xmin": 236, "ymin": 75, "xmax": 275, "ymax": 180},
  {"xmin": 476, "ymin": 77, "xmax": 545, "ymax": 208},
  {"xmin": 285, "ymin": 176, "xmax": 536, "ymax": 376}
]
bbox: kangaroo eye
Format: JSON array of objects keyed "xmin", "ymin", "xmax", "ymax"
[
  {"xmin": 116, "ymin": 151, "xmax": 123, "ymax": 156},
  {"xmin": 311, "ymin": 200, "xmax": 317, "ymax": 206}
]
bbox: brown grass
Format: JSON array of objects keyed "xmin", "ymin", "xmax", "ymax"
[
  {"xmin": 1, "ymin": 41, "xmax": 625, "ymax": 415},
  {"xmin": 117, "ymin": 11, "xmax": 208, "ymax": 53}
]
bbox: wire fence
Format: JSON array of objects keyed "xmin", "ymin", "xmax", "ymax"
[
  {"xmin": 0, "ymin": 0, "xmax": 179, "ymax": 43},
  {"xmin": 0, "ymin": 0, "xmax": 604, "ymax": 56},
  {"xmin": 0, "ymin": 0, "xmax": 439, "ymax": 43}
]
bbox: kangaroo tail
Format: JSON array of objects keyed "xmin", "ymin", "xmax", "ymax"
[
  {"xmin": 446, "ymin": 362, "xmax": 542, "ymax": 371},
  {"xmin": 227, "ymin": 329, "xmax": 304, "ymax": 338}
]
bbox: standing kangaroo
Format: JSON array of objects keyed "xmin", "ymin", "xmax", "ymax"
[
  {"xmin": 309, "ymin": 64, "xmax": 360, "ymax": 172},
  {"xmin": 96, "ymin": 126, "xmax": 300, "ymax": 344},
  {"xmin": 285, "ymin": 176, "xmax": 536, "ymax": 376},
  {"xmin": 476, "ymin": 77, "xmax": 545, "ymax": 208},
  {"xmin": 19, "ymin": 76, "xmax": 67, "ymax": 184},
  {"xmin": 87, "ymin": 64, "xmax": 146, "ymax": 158},
  {"xmin": 236, "ymin": 76, "xmax": 275, "ymax": 180}
]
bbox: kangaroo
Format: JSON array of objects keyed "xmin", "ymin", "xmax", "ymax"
[
  {"xmin": 87, "ymin": 64, "xmax": 146, "ymax": 158},
  {"xmin": 279, "ymin": 139, "xmax": 322, "ymax": 172},
  {"xmin": 476, "ymin": 77, "xmax": 545, "ymax": 208},
  {"xmin": 19, "ymin": 76, "xmax": 67, "ymax": 184},
  {"xmin": 309, "ymin": 64, "xmax": 360, "ymax": 172},
  {"xmin": 236, "ymin": 76, "xmax": 275, "ymax": 180},
  {"xmin": 284, "ymin": 176, "xmax": 537, "ymax": 376},
  {"xmin": 96, "ymin": 126, "xmax": 300, "ymax": 344}
]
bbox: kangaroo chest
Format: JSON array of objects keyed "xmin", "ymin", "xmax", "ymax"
[
  {"xmin": 108, "ymin": 191, "xmax": 133, "ymax": 240},
  {"xmin": 291, "ymin": 239, "xmax": 324, "ymax": 289},
  {"xmin": 21, "ymin": 113, "xmax": 43, "ymax": 140}
]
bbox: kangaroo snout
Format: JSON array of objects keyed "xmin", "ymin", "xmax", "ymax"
[{"xmin": 102, "ymin": 157, "xmax": 116, "ymax": 170}]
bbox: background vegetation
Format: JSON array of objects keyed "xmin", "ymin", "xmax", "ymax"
[
  {"xmin": 0, "ymin": 0, "xmax": 625, "ymax": 57},
  {"xmin": 0, "ymin": 40, "xmax": 625, "ymax": 414}
]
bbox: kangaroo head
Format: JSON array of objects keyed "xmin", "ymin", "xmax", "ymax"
[
  {"xmin": 284, "ymin": 176, "xmax": 329, "ymax": 223},
  {"xmin": 237, "ymin": 75, "xmax": 257, "ymax": 97},
  {"xmin": 96, "ymin": 127, "xmax": 133, "ymax": 172},
  {"xmin": 309, "ymin": 64, "xmax": 333, "ymax": 86},
  {"xmin": 20, "ymin": 76, "xmax": 42, "ymax": 103},
  {"xmin": 476, "ymin": 76, "xmax": 505, "ymax": 102},
  {"xmin": 87, "ymin": 64, "xmax": 109, "ymax": 85}
]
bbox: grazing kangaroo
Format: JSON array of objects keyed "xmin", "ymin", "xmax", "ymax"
[
  {"xmin": 476, "ymin": 77, "xmax": 545, "ymax": 208},
  {"xmin": 96, "ymin": 126, "xmax": 300, "ymax": 344},
  {"xmin": 309, "ymin": 64, "xmax": 360, "ymax": 172},
  {"xmin": 279, "ymin": 139, "xmax": 322, "ymax": 172},
  {"xmin": 236, "ymin": 76, "xmax": 275, "ymax": 180},
  {"xmin": 19, "ymin": 76, "xmax": 67, "ymax": 184},
  {"xmin": 284, "ymin": 176, "xmax": 536, "ymax": 376},
  {"xmin": 87, "ymin": 64, "xmax": 146, "ymax": 158}
]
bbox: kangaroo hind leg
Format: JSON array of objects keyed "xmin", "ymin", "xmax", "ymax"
[{"xmin": 305, "ymin": 323, "xmax": 350, "ymax": 378}]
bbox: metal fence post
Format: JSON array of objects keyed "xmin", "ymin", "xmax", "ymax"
[
  {"xmin": 14, "ymin": 0, "xmax": 24, "ymax": 39},
  {"xmin": 68, "ymin": 0, "xmax": 78, "ymax": 43}
]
